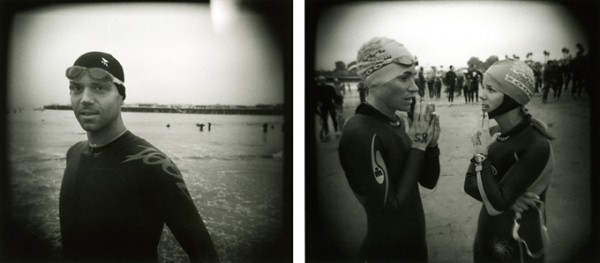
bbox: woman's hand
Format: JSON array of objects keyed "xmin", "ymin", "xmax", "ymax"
[
  {"xmin": 510, "ymin": 192, "xmax": 541, "ymax": 213},
  {"xmin": 402, "ymin": 101, "xmax": 435, "ymax": 151},
  {"xmin": 471, "ymin": 111, "xmax": 500, "ymax": 155},
  {"xmin": 425, "ymin": 103, "xmax": 440, "ymax": 147}
]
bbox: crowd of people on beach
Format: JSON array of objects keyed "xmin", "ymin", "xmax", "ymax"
[{"xmin": 314, "ymin": 43, "xmax": 589, "ymax": 142}]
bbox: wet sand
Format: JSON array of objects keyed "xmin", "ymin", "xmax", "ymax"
[{"xmin": 313, "ymin": 88, "xmax": 591, "ymax": 262}]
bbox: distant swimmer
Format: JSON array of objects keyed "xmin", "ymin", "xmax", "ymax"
[
  {"xmin": 166, "ymin": 123, "xmax": 170, "ymax": 128},
  {"xmin": 61, "ymin": 51, "xmax": 218, "ymax": 262},
  {"xmin": 208, "ymin": 122, "xmax": 212, "ymax": 132},
  {"xmin": 199, "ymin": 123, "xmax": 205, "ymax": 132},
  {"xmin": 263, "ymin": 122, "xmax": 268, "ymax": 142}
]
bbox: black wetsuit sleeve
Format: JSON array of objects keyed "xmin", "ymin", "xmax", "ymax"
[
  {"xmin": 340, "ymin": 131, "xmax": 426, "ymax": 212},
  {"xmin": 144, "ymin": 165, "xmax": 219, "ymax": 262},
  {"xmin": 418, "ymin": 145, "xmax": 440, "ymax": 189},
  {"xmin": 465, "ymin": 139, "xmax": 551, "ymax": 212},
  {"xmin": 464, "ymin": 161, "xmax": 482, "ymax": 201}
]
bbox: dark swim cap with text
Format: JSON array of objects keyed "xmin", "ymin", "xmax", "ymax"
[{"xmin": 73, "ymin": 51, "xmax": 126, "ymax": 100}]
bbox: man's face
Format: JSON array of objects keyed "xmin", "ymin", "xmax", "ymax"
[
  {"xmin": 374, "ymin": 65, "xmax": 418, "ymax": 112},
  {"xmin": 69, "ymin": 71, "xmax": 123, "ymax": 133},
  {"xmin": 480, "ymin": 85, "xmax": 504, "ymax": 113}
]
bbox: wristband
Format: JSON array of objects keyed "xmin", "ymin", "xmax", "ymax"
[{"xmin": 471, "ymin": 153, "xmax": 487, "ymax": 164}]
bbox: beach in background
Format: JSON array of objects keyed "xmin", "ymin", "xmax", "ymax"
[
  {"xmin": 314, "ymin": 83, "xmax": 591, "ymax": 262},
  {"xmin": 7, "ymin": 110, "xmax": 285, "ymax": 262}
]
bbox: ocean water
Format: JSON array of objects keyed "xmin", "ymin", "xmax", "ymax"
[{"xmin": 6, "ymin": 110, "xmax": 285, "ymax": 262}]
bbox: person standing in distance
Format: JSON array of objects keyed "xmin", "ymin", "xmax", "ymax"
[
  {"xmin": 338, "ymin": 37, "xmax": 441, "ymax": 262},
  {"xmin": 445, "ymin": 65, "xmax": 458, "ymax": 104},
  {"xmin": 467, "ymin": 64, "xmax": 484, "ymax": 103},
  {"xmin": 60, "ymin": 51, "xmax": 219, "ymax": 262}
]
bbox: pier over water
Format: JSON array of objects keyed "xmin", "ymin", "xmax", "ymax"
[{"xmin": 43, "ymin": 103, "xmax": 283, "ymax": 116}]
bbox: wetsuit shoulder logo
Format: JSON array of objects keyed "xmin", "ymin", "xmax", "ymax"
[
  {"xmin": 122, "ymin": 145, "xmax": 182, "ymax": 180},
  {"xmin": 370, "ymin": 135, "xmax": 387, "ymax": 185}
]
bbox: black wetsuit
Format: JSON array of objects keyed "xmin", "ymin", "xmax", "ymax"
[
  {"xmin": 316, "ymin": 83, "xmax": 339, "ymax": 134},
  {"xmin": 467, "ymin": 69, "xmax": 483, "ymax": 102},
  {"xmin": 445, "ymin": 70, "xmax": 457, "ymax": 102},
  {"xmin": 464, "ymin": 121, "xmax": 554, "ymax": 263},
  {"xmin": 339, "ymin": 103, "xmax": 440, "ymax": 262},
  {"xmin": 60, "ymin": 131, "xmax": 218, "ymax": 262}
]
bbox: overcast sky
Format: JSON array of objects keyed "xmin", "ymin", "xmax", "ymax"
[
  {"xmin": 315, "ymin": 1, "xmax": 590, "ymax": 71},
  {"xmin": 7, "ymin": 2, "xmax": 283, "ymax": 109}
]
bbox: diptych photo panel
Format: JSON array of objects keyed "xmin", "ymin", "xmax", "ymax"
[
  {"xmin": 1, "ymin": 0, "xmax": 291, "ymax": 262},
  {"xmin": 305, "ymin": 1, "xmax": 598, "ymax": 263},
  {"xmin": 1, "ymin": 0, "xmax": 599, "ymax": 262}
]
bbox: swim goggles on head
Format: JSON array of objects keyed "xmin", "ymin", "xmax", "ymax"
[
  {"xmin": 66, "ymin": 66, "xmax": 124, "ymax": 85},
  {"xmin": 390, "ymin": 55, "xmax": 418, "ymax": 66},
  {"xmin": 358, "ymin": 55, "xmax": 418, "ymax": 79}
]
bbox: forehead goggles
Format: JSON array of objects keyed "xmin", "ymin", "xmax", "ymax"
[
  {"xmin": 66, "ymin": 66, "xmax": 124, "ymax": 85},
  {"xmin": 358, "ymin": 55, "xmax": 418, "ymax": 79}
]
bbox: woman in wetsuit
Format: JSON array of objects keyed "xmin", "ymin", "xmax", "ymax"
[
  {"xmin": 339, "ymin": 37, "xmax": 441, "ymax": 262},
  {"xmin": 464, "ymin": 59, "xmax": 555, "ymax": 263}
]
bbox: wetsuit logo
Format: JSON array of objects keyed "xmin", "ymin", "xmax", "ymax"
[
  {"xmin": 370, "ymin": 135, "xmax": 387, "ymax": 185},
  {"xmin": 370, "ymin": 134, "xmax": 389, "ymax": 206},
  {"xmin": 122, "ymin": 145, "xmax": 182, "ymax": 180},
  {"xmin": 373, "ymin": 152, "xmax": 386, "ymax": 184}
]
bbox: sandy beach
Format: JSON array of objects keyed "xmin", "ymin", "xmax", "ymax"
[{"xmin": 311, "ymin": 87, "xmax": 592, "ymax": 262}]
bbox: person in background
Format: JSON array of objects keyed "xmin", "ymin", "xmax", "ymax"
[
  {"xmin": 571, "ymin": 43, "xmax": 588, "ymax": 98},
  {"xmin": 457, "ymin": 69, "xmax": 465, "ymax": 98},
  {"xmin": 467, "ymin": 64, "xmax": 483, "ymax": 103},
  {"xmin": 417, "ymin": 66, "xmax": 426, "ymax": 98},
  {"xmin": 339, "ymin": 37, "xmax": 441, "ymax": 262},
  {"xmin": 61, "ymin": 51, "xmax": 218, "ymax": 262},
  {"xmin": 333, "ymin": 78, "xmax": 346, "ymax": 135},
  {"xmin": 357, "ymin": 81, "xmax": 369, "ymax": 103},
  {"xmin": 554, "ymin": 60, "xmax": 564, "ymax": 100},
  {"xmin": 532, "ymin": 63, "xmax": 542, "ymax": 94},
  {"xmin": 434, "ymin": 70, "xmax": 443, "ymax": 100},
  {"xmin": 315, "ymin": 76, "xmax": 338, "ymax": 142},
  {"xmin": 542, "ymin": 60, "xmax": 556, "ymax": 104},
  {"xmin": 445, "ymin": 65, "xmax": 458, "ymax": 105},
  {"xmin": 561, "ymin": 59, "xmax": 572, "ymax": 92},
  {"xmin": 427, "ymin": 67, "xmax": 436, "ymax": 100},
  {"xmin": 464, "ymin": 70, "xmax": 473, "ymax": 104},
  {"xmin": 464, "ymin": 59, "xmax": 554, "ymax": 263}
]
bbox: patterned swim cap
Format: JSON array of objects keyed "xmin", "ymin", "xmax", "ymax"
[
  {"xmin": 356, "ymin": 37, "xmax": 417, "ymax": 87},
  {"xmin": 483, "ymin": 59, "xmax": 535, "ymax": 105}
]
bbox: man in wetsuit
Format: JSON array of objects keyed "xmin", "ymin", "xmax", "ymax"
[
  {"xmin": 315, "ymin": 76, "xmax": 338, "ymax": 141},
  {"xmin": 445, "ymin": 65, "xmax": 457, "ymax": 104},
  {"xmin": 467, "ymin": 64, "xmax": 483, "ymax": 103},
  {"xmin": 339, "ymin": 37, "xmax": 441, "ymax": 262},
  {"xmin": 60, "ymin": 51, "xmax": 219, "ymax": 262}
]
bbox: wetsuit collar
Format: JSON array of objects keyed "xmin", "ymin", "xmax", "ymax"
[
  {"xmin": 355, "ymin": 103, "xmax": 402, "ymax": 126},
  {"xmin": 497, "ymin": 114, "xmax": 532, "ymax": 142},
  {"xmin": 89, "ymin": 129, "xmax": 130, "ymax": 149}
]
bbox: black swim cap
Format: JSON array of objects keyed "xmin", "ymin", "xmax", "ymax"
[{"xmin": 73, "ymin": 51, "xmax": 126, "ymax": 100}]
